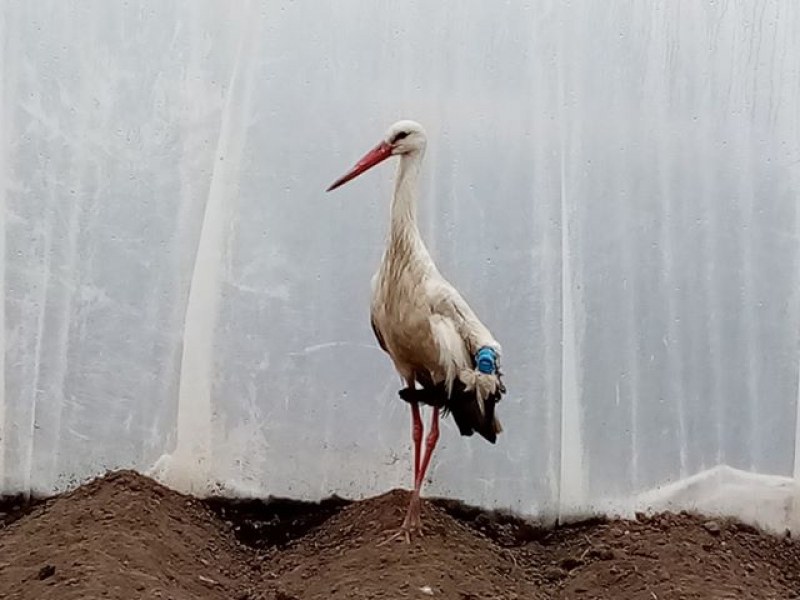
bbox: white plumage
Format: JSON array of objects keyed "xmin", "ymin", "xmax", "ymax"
[{"xmin": 327, "ymin": 120, "xmax": 506, "ymax": 541}]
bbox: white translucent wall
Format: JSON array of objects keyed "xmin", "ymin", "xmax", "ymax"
[{"xmin": 1, "ymin": 1, "xmax": 799, "ymax": 526}]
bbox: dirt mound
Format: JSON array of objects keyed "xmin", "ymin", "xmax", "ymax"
[
  {"xmin": 513, "ymin": 511, "xmax": 800, "ymax": 599},
  {"xmin": 0, "ymin": 470, "xmax": 251, "ymax": 600},
  {"xmin": 1, "ymin": 470, "xmax": 800, "ymax": 599},
  {"xmin": 254, "ymin": 489, "xmax": 543, "ymax": 600}
]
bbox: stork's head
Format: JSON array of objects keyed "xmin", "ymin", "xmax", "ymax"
[{"xmin": 326, "ymin": 120, "xmax": 427, "ymax": 192}]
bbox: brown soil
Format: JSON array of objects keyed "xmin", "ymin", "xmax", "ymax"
[
  {"xmin": 1, "ymin": 470, "xmax": 799, "ymax": 600},
  {"xmin": 0, "ymin": 471, "xmax": 252, "ymax": 600}
]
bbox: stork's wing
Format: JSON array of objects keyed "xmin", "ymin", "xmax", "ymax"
[
  {"xmin": 370, "ymin": 315, "xmax": 388, "ymax": 353},
  {"xmin": 426, "ymin": 277, "xmax": 506, "ymax": 443},
  {"xmin": 426, "ymin": 277, "xmax": 500, "ymax": 360},
  {"xmin": 369, "ymin": 271, "xmax": 388, "ymax": 354}
]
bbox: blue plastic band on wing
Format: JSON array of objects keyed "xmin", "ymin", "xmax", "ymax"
[{"xmin": 475, "ymin": 347, "xmax": 497, "ymax": 374}]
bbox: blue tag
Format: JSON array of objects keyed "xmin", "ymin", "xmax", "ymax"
[{"xmin": 475, "ymin": 347, "xmax": 497, "ymax": 374}]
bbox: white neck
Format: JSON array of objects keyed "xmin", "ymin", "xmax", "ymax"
[{"xmin": 390, "ymin": 151, "xmax": 423, "ymax": 241}]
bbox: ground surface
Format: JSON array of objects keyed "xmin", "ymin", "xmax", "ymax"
[{"xmin": 1, "ymin": 471, "xmax": 799, "ymax": 599}]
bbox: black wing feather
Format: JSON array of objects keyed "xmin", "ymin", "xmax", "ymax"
[{"xmin": 370, "ymin": 316, "xmax": 388, "ymax": 353}]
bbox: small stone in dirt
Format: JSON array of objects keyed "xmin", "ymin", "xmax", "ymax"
[
  {"xmin": 586, "ymin": 544, "xmax": 615, "ymax": 560},
  {"xmin": 475, "ymin": 514, "xmax": 491, "ymax": 528},
  {"xmin": 597, "ymin": 547, "xmax": 615, "ymax": 560},
  {"xmin": 560, "ymin": 556, "xmax": 584, "ymax": 570},
  {"xmin": 542, "ymin": 566, "xmax": 567, "ymax": 582},
  {"xmin": 36, "ymin": 564, "xmax": 56, "ymax": 580},
  {"xmin": 703, "ymin": 520, "xmax": 721, "ymax": 535}
]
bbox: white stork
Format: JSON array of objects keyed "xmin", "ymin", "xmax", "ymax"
[{"xmin": 326, "ymin": 120, "xmax": 506, "ymax": 541}]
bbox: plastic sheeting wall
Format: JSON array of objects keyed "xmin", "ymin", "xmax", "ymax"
[{"xmin": 1, "ymin": 1, "xmax": 799, "ymax": 525}]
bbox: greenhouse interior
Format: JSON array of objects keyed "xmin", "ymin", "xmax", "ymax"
[{"xmin": 1, "ymin": 1, "xmax": 800, "ymax": 599}]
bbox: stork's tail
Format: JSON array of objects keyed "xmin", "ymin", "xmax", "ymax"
[
  {"xmin": 448, "ymin": 368, "xmax": 505, "ymax": 443},
  {"xmin": 399, "ymin": 369, "xmax": 506, "ymax": 444}
]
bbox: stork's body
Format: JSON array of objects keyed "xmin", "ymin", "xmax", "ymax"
[{"xmin": 327, "ymin": 120, "xmax": 505, "ymax": 540}]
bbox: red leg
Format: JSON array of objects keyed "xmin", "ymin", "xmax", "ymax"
[
  {"xmin": 378, "ymin": 402, "xmax": 437, "ymax": 546},
  {"xmin": 394, "ymin": 407, "xmax": 439, "ymax": 540},
  {"xmin": 416, "ymin": 407, "xmax": 440, "ymax": 490},
  {"xmin": 410, "ymin": 402, "xmax": 423, "ymax": 485}
]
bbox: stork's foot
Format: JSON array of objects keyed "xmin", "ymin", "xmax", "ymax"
[
  {"xmin": 377, "ymin": 492, "xmax": 423, "ymax": 546},
  {"xmin": 377, "ymin": 518, "xmax": 422, "ymax": 545}
]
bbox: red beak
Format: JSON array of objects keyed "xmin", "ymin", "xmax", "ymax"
[{"xmin": 326, "ymin": 141, "xmax": 393, "ymax": 192}]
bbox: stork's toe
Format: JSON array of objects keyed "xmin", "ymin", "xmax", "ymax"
[{"xmin": 377, "ymin": 491, "xmax": 424, "ymax": 546}]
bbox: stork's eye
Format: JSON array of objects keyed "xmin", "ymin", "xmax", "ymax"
[{"xmin": 392, "ymin": 131, "xmax": 409, "ymax": 143}]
